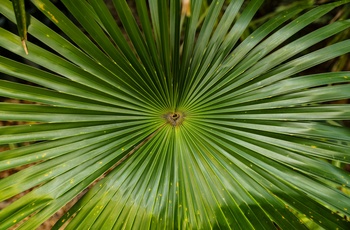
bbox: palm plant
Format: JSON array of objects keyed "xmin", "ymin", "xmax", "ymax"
[{"xmin": 1, "ymin": 0, "xmax": 350, "ymax": 229}]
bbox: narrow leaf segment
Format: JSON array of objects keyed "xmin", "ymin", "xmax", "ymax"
[{"xmin": 11, "ymin": 0, "xmax": 28, "ymax": 54}]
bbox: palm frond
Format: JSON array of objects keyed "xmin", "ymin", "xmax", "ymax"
[{"xmin": 1, "ymin": 0, "xmax": 350, "ymax": 229}]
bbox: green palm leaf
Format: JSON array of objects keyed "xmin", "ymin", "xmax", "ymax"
[
  {"xmin": 11, "ymin": 0, "xmax": 28, "ymax": 54},
  {"xmin": 0, "ymin": 0, "xmax": 350, "ymax": 229}
]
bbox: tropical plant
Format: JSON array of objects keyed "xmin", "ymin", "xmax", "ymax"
[{"xmin": 1, "ymin": 0, "xmax": 350, "ymax": 229}]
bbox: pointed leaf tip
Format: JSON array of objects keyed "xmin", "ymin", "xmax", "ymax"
[
  {"xmin": 12, "ymin": 0, "xmax": 28, "ymax": 54},
  {"xmin": 182, "ymin": 0, "xmax": 191, "ymax": 17},
  {"xmin": 21, "ymin": 39, "xmax": 28, "ymax": 55}
]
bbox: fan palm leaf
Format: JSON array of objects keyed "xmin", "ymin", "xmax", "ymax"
[{"xmin": 0, "ymin": 0, "xmax": 350, "ymax": 229}]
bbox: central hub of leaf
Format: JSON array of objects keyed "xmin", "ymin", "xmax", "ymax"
[{"xmin": 164, "ymin": 111, "xmax": 185, "ymax": 127}]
